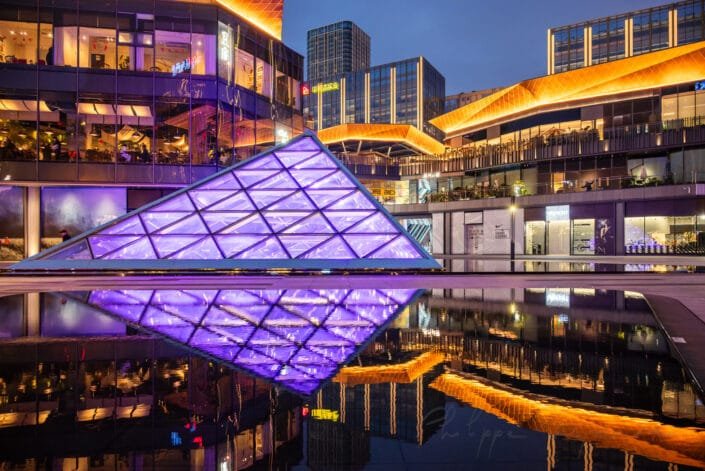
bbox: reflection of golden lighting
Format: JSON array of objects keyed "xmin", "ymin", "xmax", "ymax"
[
  {"xmin": 431, "ymin": 372, "xmax": 705, "ymax": 469},
  {"xmin": 432, "ymin": 41, "xmax": 705, "ymax": 137},
  {"xmin": 334, "ymin": 351, "xmax": 444, "ymax": 386},
  {"xmin": 317, "ymin": 123, "xmax": 446, "ymax": 156}
]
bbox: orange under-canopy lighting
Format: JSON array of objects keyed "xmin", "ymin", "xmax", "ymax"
[
  {"xmin": 318, "ymin": 123, "xmax": 446, "ymax": 156},
  {"xmin": 431, "ymin": 41, "xmax": 705, "ymax": 137},
  {"xmin": 333, "ymin": 351, "xmax": 445, "ymax": 386}
]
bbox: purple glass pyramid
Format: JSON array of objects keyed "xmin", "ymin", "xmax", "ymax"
[
  {"xmin": 15, "ymin": 133, "xmax": 438, "ymax": 271},
  {"xmin": 80, "ymin": 287, "xmax": 420, "ymax": 395}
]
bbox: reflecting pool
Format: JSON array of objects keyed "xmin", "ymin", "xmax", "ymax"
[{"xmin": 0, "ymin": 284, "xmax": 703, "ymax": 470}]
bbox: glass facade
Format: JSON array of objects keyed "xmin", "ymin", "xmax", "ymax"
[
  {"xmin": 633, "ymin": 7, "xmax": 670, "ymax": 55},
  {"xmin": 553, "ymin": 26, "xmax": 584, "ymax": 73},
  {"xmin": 306, "ymin": 21, "xmax": 370, "ymax": 83},
  {"xmin": 369, "ymin": 65, "xmax": 391, "ymax": 124},
  {"xmin": 304, "ymin": 57, "xmax": 445, "ymax": 139},
  {"xmin": 0, "ymin": 0, "xmax": 303, "ymax": 174},
  {"xmin": 550, "ymin": 1, "xmax": 705, "ymax": 73},
  {"xmin": 591, "ymin": 17, "xmax": 625, "ymax": 64},
  {"xmin": 625, "ymin": 215, "xmax": 705, "ymax": 254}
]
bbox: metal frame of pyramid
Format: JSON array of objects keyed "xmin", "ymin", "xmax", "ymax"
[{"xmin": 14, "ymin": 132, "xmax": 439, "ymax": 271}]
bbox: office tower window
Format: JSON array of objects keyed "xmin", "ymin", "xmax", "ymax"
[
  {"xmin": 554, "ymin": 26, "xmax": 584, "ymax": 73},
  {"xmin": 370, "ymin": 66, "xmax": 391, "ymax": 123},
  {"xmin": 633, "ymin": 7, "xmax": 669, "ymax": 55},
  {"xmin": 396, "ymin": 61, "xmax": 418, "ymax": 127},
  {"xmin": 678, "ymin": 1, "xmax": 705, "ymax": 45},
  {"xmin": 591, "ymin": 17, "xmax": 625, "ymax": 64},
  {"xmin": 345, "ymin": 71, "xmax": 365, "ymax": 124}
]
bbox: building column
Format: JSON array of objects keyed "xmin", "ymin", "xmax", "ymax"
[
  {"xmin": 25, "ymin": 186, "xmax": 40, "ymax": 258},
  {"xmin": 25, "ymin": 292, "xmax": 40, "ymax": 337},
  {"xmin": 547, "ymin": 29, "xmax": 554, "ymax": 75},
  {"xmin": 615, "ymin": 202, "xmax": 625, "ymax": 255}
]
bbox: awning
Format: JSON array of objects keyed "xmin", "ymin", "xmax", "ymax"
[
  {"xmin": 0, "ymin": 99, "xmax": 59, "ymax": 122},
  {"xmin": 78, "ymin": 103, "xmax": 154, "ymax": 125}
]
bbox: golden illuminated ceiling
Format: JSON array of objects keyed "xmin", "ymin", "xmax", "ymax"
[
  {"xmin": 431, "ymin": 372, "xmax": 705, "ymax": 468},
  {"xmin": 333, "ymin": 351, "xmax": 444, "ymax": 386},
  {"xmin": 431, "ymin": 41, "xmax": 705, "ymax": 137},
  {"xmin": 317, "ymin": 123, "xmax": 446, "ymax": 156},
  {"xmin": 173, "ymin": 0, "xmax": 283, "ymax": 39}
]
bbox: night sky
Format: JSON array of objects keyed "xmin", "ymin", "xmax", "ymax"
[{"xmin": 283, "ymin": 0, "xmax": 668, "ymax": 94}]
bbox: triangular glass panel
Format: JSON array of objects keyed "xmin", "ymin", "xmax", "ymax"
[
  {"xmin": 150, "ymin": 235, "xmax": 204, "ymax": 258},
  {"xmin": 216, "ymin": 290, "xmax": 265, "ymax": 306},
  {"xmin": 249, "ymin": 171, "xmax": 298, "ymax": 190},
  {"xmin": 327, "ymin": 191, "xmax": 376, "ymax": 210},
  {"xmin": 217, "ymin": 304, "xmax": 270, "ymax": 325},
  {"xmin": 303, "ymin": 189, "xmax": 353, "ymax": 209},
  {"xmin": 219, "ymin": 213, "xmax": 271, "ymax": 235},
  {"xmin": 292, "ymin": 152, "xmax": 338, "ymax": 170},
  {"xmin": 198, "ymin": 344, "xmax": 240, "ymax": 362},
  {"xmin": 274, "ymin": 365, "xmax": 314, "ymax": 382},
  {"xmin": 201, "ymin": 212, "xmax": 250, "ymax": 233},
  {"xmin": 368, "ymin": 236, "xmax": 421, "ymax": 259},
  {"xmin": 277, "ymin": 235, "xmax": 331, "ymax": 258},
  {"xmin": 274, "ymin": 150, "xmax": 320, "ymax": 167},
  {"xmin": 152, "ymin": 325, "xmax": 194, "ymax": 343},
  {"xmin": 262, "ymin": 211, "xmax": 310, "ymax": 232},
  {"xmin": 324, "ymin": 306, "xmax": 374, "ymax": 327},
  {"xmin": 300, "ymin": 236, "xmax": 355, "ymax": 259},
  {"xmin": 159, "ymin": 303, "xmax": 208, "ymax": 324},
  {"xmin": 251, "ymin": 345, "xmax": 299, "ymax": 363},
  {"xmin": 263, "ymin": 307, "xmax": 311, "ymax": 327},
  {"xmin": 206, "ymin": 192, "xmax": 254, "ymax": 212},
  {"xmin": 282, "ymin": 213, "xmax": 334, "ymax": 234},
  {"xmin": 208, "ymin": 325, "xmax": 255, "ymax": 344},
  {"xmin": 323, "ymin": 210, "xmax": 374, "ymax": 232},
  {"xmin": 238, "ymin": 154, "xmax": 282, "ymax": 170},
  {"xmin": 198, "ymin": 172, "xmax": 241, "ymax": 190},
  {"xmin": 236, "ymin": 236, "xmax": 288, "ymax": 259},
  {"xmin": 169, "ymin": 236, "xmax": 222, "ymax": 259},
  {"xmin": 343, "ymin": 234, "xmax": 397, "ymax": 258},
  {"xmin": 101, "ymin": 237, "xmax": 156, "ymax": 260},
  {"xmin": 266, "ymin": 191, "xmax": 315, "ymax": 211},
  {"xmin": 141, "ymin": 211, "xmax": 191, "ymax": 233},
  {"xmin": 190, "ymin": 328, "xmax": 234, "ymax": 347},
  {"xmin": 248, "ymin": 190, "xmax": 296, "ymax": 209},
  {"xmin": 47, "ymin": 240, "xmax": 93, "ymax": 260},
  {"xmin": 329, "ymin": 325, "xmax": 377, "ymax": 344},
  {"xmin": 155, "ymin": 214, "xmax": 208, "ymax": 235},
  {"xmin": 346, "ymin": 212, "xmax": 399, "ymax": 234},
  {"xmin": 89, "ymin": 235, "xmax": 143, "ymax": 258},
  {"xmin": 288, "ymin": 168, "xmax": 337, "ymax": 187},
  {"xmin": 247, "ymin": 329, "xmax": 294, "ymax": 348},
  {"xmin": 189, "ymin": 190, "xmax": 234, "ymax": 210},
  {"xmin": 202, "ymin": 306, "xmax": 250, "ymax": 327},
  {"xmin": 234, "ymin": 169, "xmax": 280, "ymax": 188},
  {"xmin": 151, "ymin": 193, "xmax": 195, "ymax": 212},
  {"xmin": 308, "ymin": 171, "xmax": 356, "ymax": 189},
  {"xmin": 215, "ymin": 234, "xmax": 267, "ymax": 258},
  {"xmin": 305, "ymin": 328, "xmax": 352, "ymax": 347},
  {"xmin": 268, "ymin": 326, "xmax": 316, "ymax": 344},
  {"xmin": 282, "ymin": 136, "xmax": 320, "ymax": 151},
  {"xmin": 100, "ymin": 216, "xmax": 145, "ymax": 235},
  {"xmin": 142, "ymin": 307, "xmax": 191, "ymax": 327}
]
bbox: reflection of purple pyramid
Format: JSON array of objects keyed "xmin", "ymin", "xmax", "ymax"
[
  {"xmin": 82, "ymin": 287, "xmax": 420, "ymax": 395},
  {"xmin": 15, "ymin": 133, "xmax": 438, "ymax": 271}
]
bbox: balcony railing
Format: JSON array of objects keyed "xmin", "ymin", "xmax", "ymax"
[{"xmin": 397, "ymin": 117, "xmax": 705, "ymax": 178}]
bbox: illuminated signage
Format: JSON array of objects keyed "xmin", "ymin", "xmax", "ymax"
[
  {"xmin": 545, "ymin": 205, "xmax": 569, "ymax": 221},
  {"xmin": 172, "ymin": 58, "xmax": 191, "ymax": 76},
  {"xmin": 310, "ymin": 408, "xmax": 339, "ymax": 421},
  {"xmin": 301, "ymin": 83, "xmax": 311, "ymax": 96},
  {"xmin": 696, "ymin": 80, "xmax": 705, "ymax": 91},
  {"xmin": 311, "ymin": 82, "xmax": 339, "ymax": 94},
  {"xmin": 219, "ymin": 25, "xmax": 232, "ymax": 62}
]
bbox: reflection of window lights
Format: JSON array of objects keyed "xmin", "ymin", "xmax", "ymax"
[{"xmin": 546, "ymin": 288, "xmax": 570, "ymax": 308}]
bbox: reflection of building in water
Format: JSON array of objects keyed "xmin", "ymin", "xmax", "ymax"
[
  {"xmin": 304, "ymin": 352, "xmax": 446, "ymax": 469},
  {"xmin": 397, "ymin": 288, "xmax": 704, "ymax": 422},
  {"xmin": 0, "ymin": 336, "xmax": 302, "ymax": 470},
  {"xmin": 432, "ymin": 371, "xmax": 705, "ymax": 469}
]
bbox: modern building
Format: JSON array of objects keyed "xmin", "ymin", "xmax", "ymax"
[
  {"xmin": 307, "ymin": 20, "xmax": 370, "ymax": 83},
  {"xmin": 445, "ymin": 88, "xmax": 502, "ymax": 113},
  {"xmin": 360, "ymin": 38, "xmax": 705, "ymax": 258},
  {"xmin": 547, "ymin": 0, "xmax": 705, "ymax": 74},
  {"xmin": 0, "ymin": 0, "xmax": 304, "ymax": 262},
  {"xmin": 304, "ymin": 57, "xmax": 446, "ymax": 138}
]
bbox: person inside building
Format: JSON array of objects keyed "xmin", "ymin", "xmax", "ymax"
[
  {"xmin": 582, "ymin": 180, "xmax": 594, "ymax": 191},
  {"xmin": 139, "ymin": 144, "xmax": 151, "ymax": 163},
  {"xmin": 59, "ymin": 229, "xmax": 70, "ymax": 242}
]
